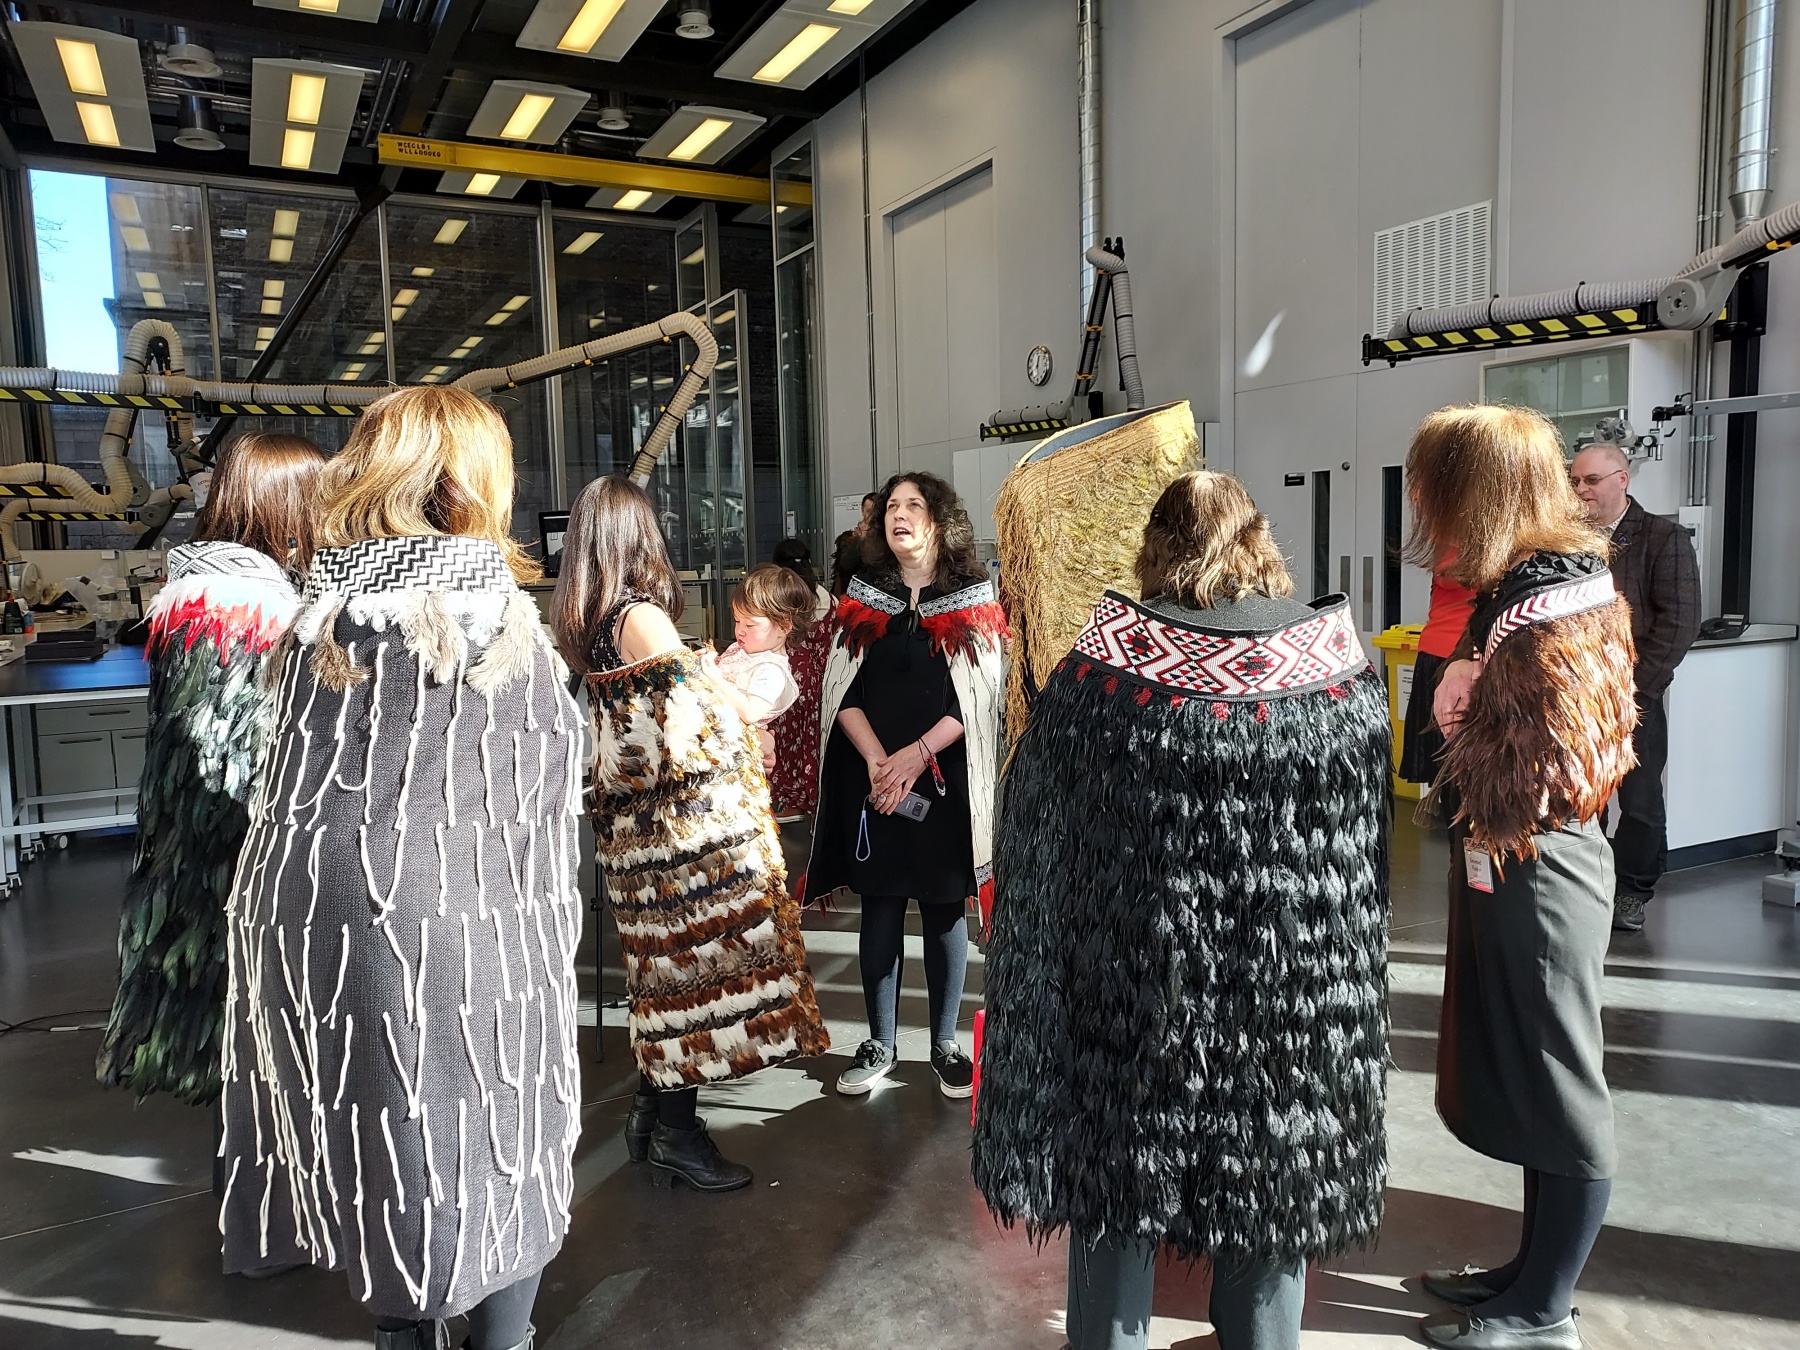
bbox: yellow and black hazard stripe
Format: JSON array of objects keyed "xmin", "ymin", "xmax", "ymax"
[
  {"xmin": 15, "ymin": 511, "xmax": 129, "ymax": 521},
  {"xmin": 209, "ymin": 401, "xmax": 362, "ymax": 416},
  {"xmin": 0, "ymin": 483, "xmax": 74, "ymax": 500},
  {"xmin": 1362, "ymin": 307, "xmax": 1662, "ymax": 365},
  {"xmin": 0, "ymin": 388, "xmax": 188, "ymax": 409},
  {"xmin": 980, "ymin": 418, "xmax": 1069, "ymax": 441}
]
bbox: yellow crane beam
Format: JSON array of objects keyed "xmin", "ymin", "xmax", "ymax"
[{"xmin": 376, "ymin": 134, "xmax": 811, "ymax": 209}]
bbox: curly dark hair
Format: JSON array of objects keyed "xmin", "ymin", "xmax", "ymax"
[{"xmin": 861, "ymin": 471, "xmax": 985, "ymax": 590}]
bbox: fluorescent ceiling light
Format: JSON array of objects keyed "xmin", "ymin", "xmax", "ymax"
[
  {"xmin": 393, "ymin": 288, "xmax": 420, "ymax": 306},
  {"xmin": 135, "ymin": 271, "xmax": 161, "ymax": 291},
  {"xmin": 257, "ymin": 326, "xmax": 277, "ymax": 340},
  {"xmin": 828, "ymin": 0, "xmax": 874, "ymax": 10},
  {"xmin": 614, "ymin": 190, "xmax": 653, "ymax": 210},
  {"xmin": 712, "ymin": 308, "xmax": 736, "ymax": 325},
  {"xmin": 121, "ymin": 226, "xmax": 150, "ymax": 251},
  {"xmin": 269, "ymin": 238, "xmax": 294, "ymax": 262},
  {"xmin": 485, "ymin": 312, "xmax": 510, "ymax": 326},
  {"xmin": 56, "ymin": 39, "xmax": 106, "ymax": 97},
  {"xmin": 281, "ymin": 128, "xmax": 316, "ymax": 170},
  {"xmin": 435, "ymin": 219, "xmax": 469, "ymax": 244},
  {"xmin": 430, "ymin": 364, "xmax": 451, "ymax": 376},
  {"xmin": 466, "ymin": 173, "xmax": 501, "ymax": 196},
  {"xmin": 262, "ymin": 299, "xmax": 282, "ymax": 315},
  {"xmin": 558, "ymin": 0, "xmax": 628, "ymax": 51},
  {"xmin": 412, "ymin": 266, "xmax": 435, "ymax": 277},
  {"xmin": 110, "ymin": 194, "xmax": 141, "ymax": 225},
  {"xmin": 563, "ymin": 231, "xmax": 604, "ymax": 254},
  {"xmin": 500, "ymin": 92, "xmax": 555, "ymax": 140},
  {"xmin": 668, "ymin": 117, "xmax": 732, "ymax": 162},
  {"xmin": 272, "ymin": 209, "xmax": 300, "ymax": 237},
  {"xmin": 681, "ymin": 247, "xmax": 704, "ymax": 265},
  {"xmin": 502, "ymin": 294, "xmax": 530, "ymax": 311},
  {"xmin": 756, "ymin": 23, "xmax": 838, "ymax": 82},
  {"xmin": 464, "ymin": 335, "xmax": 484, "ymax": 348},
  {"xmin": 287, "ymin": 72, "xmax": 327, "ymax": 124},
  {"xmin": 254, "ymin": 0, "xmax": 385, "ymax": 20},
  {"xmin": 142, "ymin": 292, "xmax": 166, "ymax": 309},
  {"xmin": 298, "ymin": 0, "xmax": 341, "ymax": 11},
  {"xmin": 263, "ymin": 280, "xmax": 286, "ymax": 298},
  {"xmin": 77, "ymin": 102, "xmax": 120, "ymax": 147}
]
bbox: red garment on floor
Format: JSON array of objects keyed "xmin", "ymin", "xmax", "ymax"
[{"xmin": 769, "ymin": 597, "xmax": 833, "ymax": 816}]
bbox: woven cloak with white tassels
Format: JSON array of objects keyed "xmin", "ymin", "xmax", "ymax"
[{"xmin": 218, "ymin": 534, "xmax": 584, "ymax": 1321}]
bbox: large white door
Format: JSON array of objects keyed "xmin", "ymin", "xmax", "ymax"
[{"xmin": 889, "ymin": 167, "xmax": 998, "ymax": 485}]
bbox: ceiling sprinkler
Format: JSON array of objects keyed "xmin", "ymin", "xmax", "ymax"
[
  {"xmin": 160, "ymin": 28, "xmax": 222, "ymax": 78},
  {"xmin": 597, "ymin": 96, "xmax": 630, "ymax": 131},
  {"xmin": 676, "ymin": 6, "xmax": 714, "ymax": 38}
]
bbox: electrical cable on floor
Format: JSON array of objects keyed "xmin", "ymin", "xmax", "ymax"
[{"xmin": 0, "ymin": 1009, "xmax": 110, "ymax": 1037}]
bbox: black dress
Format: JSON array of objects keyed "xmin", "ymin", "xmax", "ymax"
[{"xmin": 817, "ymin": 584, "xmax": 975, "ymax": 906}]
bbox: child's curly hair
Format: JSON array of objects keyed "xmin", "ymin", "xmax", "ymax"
[{"xmin": 733, "ymin": 562, "xmax": 816, "ymax": 641}]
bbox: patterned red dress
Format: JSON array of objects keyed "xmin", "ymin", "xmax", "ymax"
[{"xmin": 769, "ymin": 588, "xmax": 834, "ymax": 817}]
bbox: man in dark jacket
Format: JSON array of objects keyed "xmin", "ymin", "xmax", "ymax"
[{"xmin": 1569, "ymin": 444, "xmax": 1702, "ymax": 932}]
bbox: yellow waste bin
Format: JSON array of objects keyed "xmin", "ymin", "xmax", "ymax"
[{"xmin": 1371, "ymin": 624, "xmax": 1424, "ymax": 800}]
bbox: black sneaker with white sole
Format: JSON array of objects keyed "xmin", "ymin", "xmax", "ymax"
[
  {"xmin": 931, "ymin": 1040, "xmax": 974, "ymax": 1099},
  {"xmin": 837, "ymin": 1039, "xmax": 896, "ymax": 1095}
]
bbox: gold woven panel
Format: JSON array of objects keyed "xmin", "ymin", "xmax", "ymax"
[{"xmin": 995, "ymin": 399, "xmax": 1200, "ymax": 740}]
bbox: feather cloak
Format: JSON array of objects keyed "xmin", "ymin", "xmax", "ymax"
[
  {"xmin": 588, "ymin": 648, "xmax": 828, "ymax": 1087},
  {"xmin": 96, "ymin": 541, "xmax": 299, "ymax": 1104},
  {"xmin": 972, "ymin": 592, "xmax": 1392, "ymax": 1266},
  {"xmin": 217, "ymin": 535, "xmax": 583, "ymax": 1319}
]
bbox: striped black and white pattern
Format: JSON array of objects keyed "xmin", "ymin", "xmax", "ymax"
[
  {"xmin": 166, "ymin": 539, "xmax": 290, "ymax": 583},
  {"xmin": 219, "ymin": 534, "xmax": 582, "ymax": 1320},
  {"xmin": 302, "ymin": 535, "xmax": 515, "ymax": 604}
]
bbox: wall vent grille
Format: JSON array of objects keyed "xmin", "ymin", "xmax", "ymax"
[{"xmin": 1372, "ymin": 201, "xmax": 1492, "ymax": 337}]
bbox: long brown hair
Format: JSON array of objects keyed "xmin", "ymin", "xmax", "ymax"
[
  {"xmin": 314, "ymin": 386, "xmax": 539, "ymax": 582},
  {"xmin": 734, "ymin": 562, "xmax": 816, "ymax": 642},
  {"xmin": 551, "ymin": 476, "xmax": 684, "ymax": 675},
  {"xmin": 1134, "ymin": 470, "xmax": 1293, "ymax": 606},
  {"xmin": 861, "ymin": 472, "xmax": 984, "ymax": 590},
  {"xmin": 1405, "ymin": 404, "xmax": 1603, "ymax": 591},
  {"xmin": 194, "ymin": 432, "xmax": 325, "ymax": 570}
]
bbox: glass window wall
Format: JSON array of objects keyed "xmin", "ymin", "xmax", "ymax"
[{"xmin": 771, "ymin": 141, "xmax": 823, "ymax": 563}]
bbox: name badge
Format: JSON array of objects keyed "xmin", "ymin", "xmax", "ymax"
[{"xmin": 1464, "ymin": 847, "xmax": 1495, "ymax": 894}]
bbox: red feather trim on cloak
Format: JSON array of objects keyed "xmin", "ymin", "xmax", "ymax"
[
  {"xmin": 150, "ymin": 594, "xmax": 289, "ymax": 659},
  {"xmin": 831, "ymin": 594, "xmax": 892, "ymax": 657},
  {"xmin": 833, "ymin": 593, "xmax": 1009, "ymax": 661}
]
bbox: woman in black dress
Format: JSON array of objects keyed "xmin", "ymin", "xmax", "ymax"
[
  {"xmin": 1408, "ymin": 405, "xmax": 1638, "ymax": 1350},
  {"xmin": 805, "ymin": 473, "xmax": 1006, "ymax": 1099}
]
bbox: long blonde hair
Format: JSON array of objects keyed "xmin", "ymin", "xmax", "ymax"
[
  {"xmin": 1405, "ymin": 404, "xmax": 1602, "ymax": 591},
  {"xmin": 315, "ymin": 386, "xmax": 539, "ymax": 582},
  {"xmin": 1134, "ymin": 470, "xmax": 1294, "ymax": 606}
]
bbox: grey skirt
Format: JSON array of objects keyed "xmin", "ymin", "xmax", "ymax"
[{"xmin": 1436, "ymin": 818, "xmax": 1616, "ymax": 1179}]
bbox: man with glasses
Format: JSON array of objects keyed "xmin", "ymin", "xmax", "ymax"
[{"xmin": 1568, "ymin": 442, "xmax": 1700, "ymax": 933}]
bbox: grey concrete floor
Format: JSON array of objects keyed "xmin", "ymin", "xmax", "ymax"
[{"xmin": 1, "ymin": 819, "xmax": 1798, "ymax": 1347}]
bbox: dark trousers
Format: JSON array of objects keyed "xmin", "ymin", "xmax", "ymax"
[
  {"xmin": 1066, "ymin": 1232, "xmax": 1305, "ymax": 1350},
  {"xmin": 1611, "ymin": 694, "xmax": 1668, "ymax": 901}
]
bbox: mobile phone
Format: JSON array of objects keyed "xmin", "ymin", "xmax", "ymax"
[{"xmin": 893, "ymin": 791, "xmax": 932, "ymax": 821}]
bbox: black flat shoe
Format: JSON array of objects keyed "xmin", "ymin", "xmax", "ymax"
[
  {"xmin": 647, "ymin": 1121, "xmax": 753, "ymax": 1192},
  {"xmin": 624, "ymin": 1088, "xmax": 657, "ymax": 1163},
  {"xmin": 1418, "ymin": 1311, "xmax": 1580, "ymax": 1349},
  {"xmin": 1421, "ymin": 1266, "xmax": 1505, "ymax": 1308}
]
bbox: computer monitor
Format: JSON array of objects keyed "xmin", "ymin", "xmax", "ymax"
[{"xmin": 539, "ymin": 511, "xmax": 570, "ymax": 578}]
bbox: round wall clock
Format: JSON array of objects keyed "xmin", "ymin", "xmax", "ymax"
[{"xmin": 1026, "ymin": 344, "xmax": 1053, "ymax": 387}]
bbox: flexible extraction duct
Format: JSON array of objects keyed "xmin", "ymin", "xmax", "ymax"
[
  {"xmin": 0, "ymin": 309, "xmax": 720, "ymax": 545},
  {"xmin": 1389, "ymin": 194, "xmax": 1800, "ymax": 340},
  {"xmin": 1085, "ymin": 244, "xmax": 1144, "ymax": 410},
  {"xmin": 1729, "ymin": 0, "xmax": 1779, "ymax": 230}
]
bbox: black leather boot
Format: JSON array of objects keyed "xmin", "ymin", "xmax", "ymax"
[
  {"xmin": 647, "ymin": 1121, "xmax": 752, "ymax": 1192},
  {"xmin": 374, "ymin": 1321, "xmax": 447, "ymax": 1350},
  {"xmin": 624, "ymin": 1087, "xmax": 657, "ymax": 1163}
]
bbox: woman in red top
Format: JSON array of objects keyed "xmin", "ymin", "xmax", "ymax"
[{"xmin": 1400, "ymin": 563, "xmax": 1477, "ymax": 786}]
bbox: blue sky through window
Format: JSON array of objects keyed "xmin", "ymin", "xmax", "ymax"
[{"xmin": 31, "ymin": 170, "xmax": 118, "ymax": 371}]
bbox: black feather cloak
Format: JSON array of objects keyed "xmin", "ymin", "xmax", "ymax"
[
  {"xmin": 96, "ymin": 540, "xmax": 300, "ymax": 1104},
  {"xmin": 972, "ymin": 591, "xmax": 1392, "ymax": 1266}
]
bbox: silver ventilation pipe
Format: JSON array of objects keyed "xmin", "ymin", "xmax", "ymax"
[
  {"xmin": 1729, "ymin": 0, "xmax": 1779, "ymax": 230},
  {"xmin": 1691, "ymin": 0, "xmax": 1733, "ymax": 506},
  {"xmin": 1077, "ymin": 0, "xmax": 1102, "ymax": 314}
]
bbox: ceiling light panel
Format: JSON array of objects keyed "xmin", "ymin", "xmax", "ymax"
[
  {"xmin": 715, "ymin": 0, "xmax": 911, "ymax": 89},
  {"xmin": 436, "ymin": 172, "xmax": 526, "ymax": 199},
  {"xmin": 515, "ymin": 0, "xmax": 667, "ymax": 63},
  {"xmin": 587, "ymin": 188, "xmax": 672, "ymax": 212},
  {"xmin": 253, "ymin": 0, "xmax": 386, "ymax": 21},
  {"xmin": 563, "ymin": 231, "xmax": 604, "ymax": 255},
  {"xmin": 10, "ymin": 23, "xmax": 154, "ymax": 152},
  {"xmin": 466, "ymin": 80, "xmax": 590, "ymax": 145},
  {"xmin": 636, "ymin": 105, "xmax": 765, "ymax": 166},
  {"xmin": 249, "ymin": 59, "xmax": 366, "ymax": 175}
]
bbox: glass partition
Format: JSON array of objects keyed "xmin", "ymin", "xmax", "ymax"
[{"xmin": 771, "ymin": 140, "xmax": 823, "ymax": 562}]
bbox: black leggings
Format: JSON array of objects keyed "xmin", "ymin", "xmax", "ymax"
[
  {"xmin": 637, "ymin": 1076, "xmax": 698, "ymax": 1130},
  {"xmin": 1475, "ymin": 1168, "xmax": 1611, "ymax": 1327},
  {"xmin": 859, "ymin": 895, "xmax": 967, "ymax": 1047},
  {"xmin": 376, "ymin": 1269, "xmax": 541, "ymax": 1349}
]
